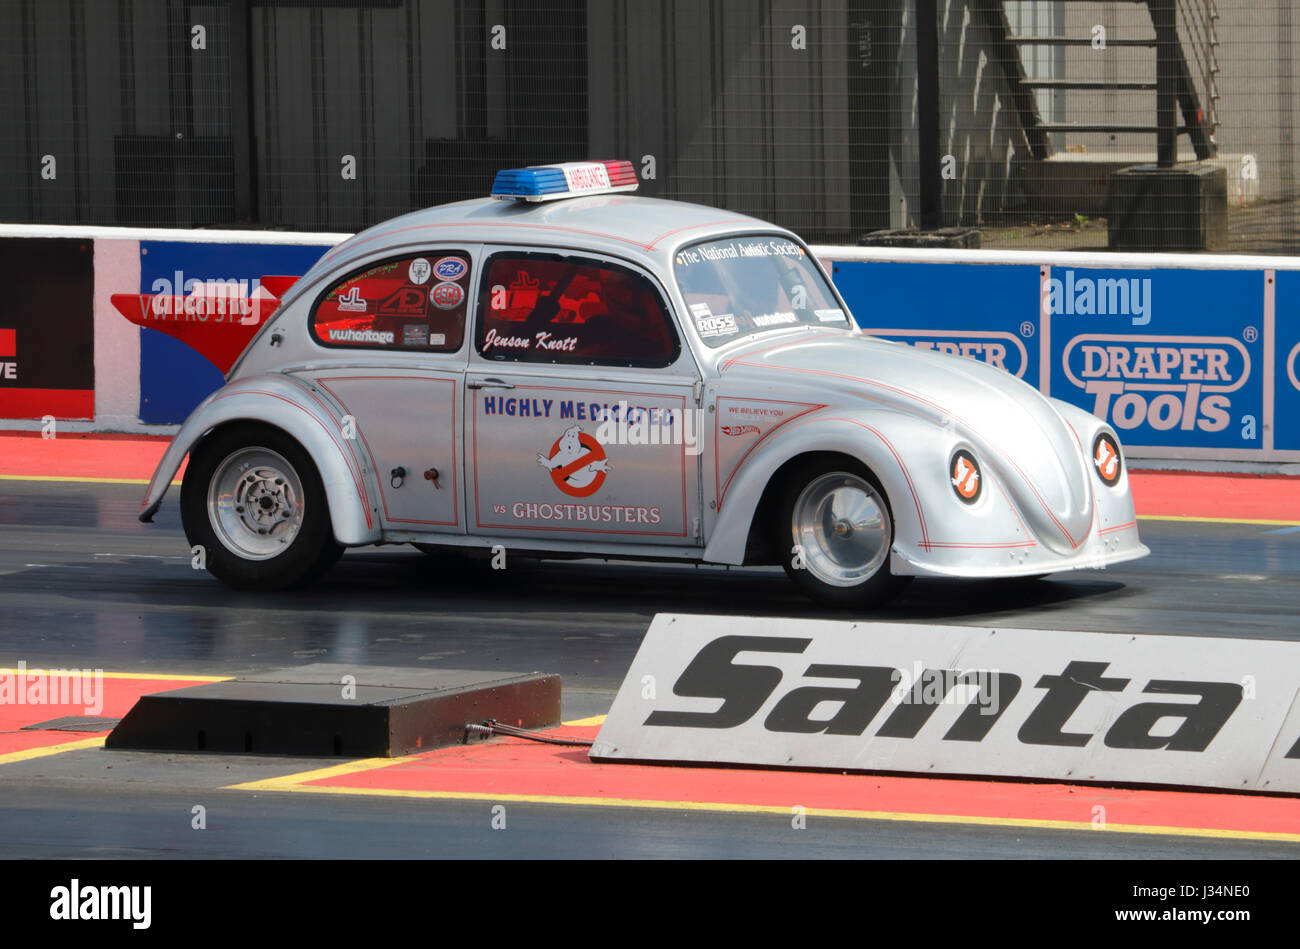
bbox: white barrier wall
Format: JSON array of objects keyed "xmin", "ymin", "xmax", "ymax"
[
  {"xmin": 815, "ymin": 245, "xmax": 1300, "ymax": 464},
  {"xmin": 1, "ymin": 223, "xmax": 1298, "ymax": 464},
  {"xmin": 0, "ymin": 224, "xmax": 346, "ymax": 434}
]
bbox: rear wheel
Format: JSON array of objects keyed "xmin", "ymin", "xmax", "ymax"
[
  {"xmin": 777, "ymin": 462, "xmax": 909, "ymax": 608},
  {"xmin": 181, "ymin": 423, "xmax": 342, "ymax": 590}
]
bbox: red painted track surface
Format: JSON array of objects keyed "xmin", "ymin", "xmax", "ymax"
[
  {"xmin": 288, "ymin": 724, "xmax": 1300, "ymax": 838},
  {"xmin": 0, "ymin": 673, "xmax": 212, "ymax": 756},
  {"xmin": 0, "ymin": 431, "xmax": 180, "ymax": 483},
  {"xmin": 1128, "ymin": 470, "xmax": 1300, "ymax": 521},
  {"xmin": 1, "ymin": 431, "xmax": 1297, "ymax": 521},
  {"xmin": 4, "ymin": 433, "xmax": 1299, "ymax": 839}
]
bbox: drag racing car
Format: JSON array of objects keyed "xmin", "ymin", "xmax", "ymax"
[{"xmin": 113, "ymin": 159, "xmax": 1148, "ymax": 606}]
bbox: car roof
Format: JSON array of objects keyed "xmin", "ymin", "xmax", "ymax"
[{"xmin": 307, "ymin": 194, "xmax": 789, "ymax": 279}]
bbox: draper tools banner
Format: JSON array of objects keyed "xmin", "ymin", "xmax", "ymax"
[{"xmin": 830, "ymin": 259, "xmax": 1287, "ymax": 460}]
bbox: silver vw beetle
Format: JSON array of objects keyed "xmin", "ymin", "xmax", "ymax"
[{"xmin": 123, "ymin": 160, "xmax": 1148, "ymax": 606}]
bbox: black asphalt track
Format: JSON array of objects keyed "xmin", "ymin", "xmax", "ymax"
[{"xmin": 0, "ymin": 479, "xmax": 1297, "ymax": 859}]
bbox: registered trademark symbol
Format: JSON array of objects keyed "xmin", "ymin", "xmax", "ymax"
[
  {"xmin": 1243, "ymin": 326, "xmax": 1258, "ymax": 343},
  {"xmin": 1019, "ymin": 321, "xmax": 1035, "ymax": 338}
]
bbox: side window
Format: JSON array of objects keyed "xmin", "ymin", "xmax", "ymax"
[
  {"xmin": 475, "ymin": 252, "xmax": 678, "ymax": 367},
  {"xmin": 311, "ymin": 252, "xmax": 471, "ymax": 352}
]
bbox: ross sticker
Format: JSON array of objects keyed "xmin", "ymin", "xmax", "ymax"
[
  {"xmin": 336, "ymin": 287, "xmax": 368, "ymax": 312},
  {"xmin": 696, "ymin": 313, "xmax": 737, "ymax": 339},
  {"xmin": 537, "ymin": 426, "xmax": 611, "ymax": 498},
  {"xmin": 403, "ymin": 325, "xmax": 428, "ymax": 346},
  {"xmin": 816, "ymin": 308, "xmax": 848, "ymax": 323},
  {"xmin": 434, "ymin": 257, "xmax": 469, "ymax": 281},
  {"xmin": 1092, "ymin": 432, "xmax": 1122, "ymax": 487},
  {"xmin": 752, "ymin": 312, "xmax": 796, "ymax": 327},
  {"xmin": 950, "ymin": 449, "xmax": 982, "ymax": 503},
  {"xmin": 408, "ymin": 258, "xmax": 432, "ymax": 285},
  {"xmin": 430, "ymin": 281, "xmax": 465, "ymax": 310}
]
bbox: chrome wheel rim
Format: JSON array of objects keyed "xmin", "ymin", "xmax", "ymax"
[
  {"xmin": 792, "ymin": 473, "xmax": 891, "ymax": 588},
  {"xmin": 207, "ymin": 448, "xmax": 305, "ymax": 560}
]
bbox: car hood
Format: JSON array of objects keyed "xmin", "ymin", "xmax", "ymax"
[{"xmin": 721, "ymin": 331, "xmax": 1096, "ymax": 553}]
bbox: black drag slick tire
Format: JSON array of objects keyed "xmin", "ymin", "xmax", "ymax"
[{"xmin": 181, "ymin": 422, "xmax": 342, "ymax": 591}]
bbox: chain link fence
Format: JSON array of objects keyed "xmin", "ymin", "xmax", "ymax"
[{"xmin": 0, "ymin": 0, "xmax": 1295, "ymax": 251}]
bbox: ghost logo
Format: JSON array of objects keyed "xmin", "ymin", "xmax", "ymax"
[
  {"xmin": 1093, "ymin": 432, "xmax": 1122, "ymax": 487},
  {"xmin": 950, "ymin": 450, "xmax": 981, "ymax": 503},
  {"xmin": 537, "ymin": 426, "xmax": 611, "ymax": 497}
]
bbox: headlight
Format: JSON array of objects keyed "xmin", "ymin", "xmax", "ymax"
[
  {"xmin": 1091, "ymin": 431, "xmax": 1123, "ymax": 487},
  {"xmin": 949, "ymin": 449, "xmax": 983, "ymax": 504}
]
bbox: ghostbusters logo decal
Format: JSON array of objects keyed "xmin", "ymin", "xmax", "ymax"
[
  {"xmin": 537, "ymin": 426, "xmax": 611, "ymax": 498},
  {"xmin": 950, "ymin": 449, "xmax": 982, "ymax": 504}
]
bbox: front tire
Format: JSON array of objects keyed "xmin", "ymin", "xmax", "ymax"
[
  {"xmin": 777, "ymin": 461, "xmax": 909, "ymax": 608},
  {"xmin": 181, "ymin": 422, "xmax": 342, "ymax": 590}
]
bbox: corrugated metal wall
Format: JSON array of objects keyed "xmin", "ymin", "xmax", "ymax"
[{"xmin": 3, "ymin": 0, "xmax": 1296, "ymax": 250}]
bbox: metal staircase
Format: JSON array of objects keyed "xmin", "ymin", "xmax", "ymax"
[{"xmin": 979, "ymin": 0, "xmax": 1219, "ymax": 166}]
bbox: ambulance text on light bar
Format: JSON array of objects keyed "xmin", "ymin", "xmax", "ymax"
[{"xmin": 491, "ymin": 160, "xmax": 639, "ymax": 202}]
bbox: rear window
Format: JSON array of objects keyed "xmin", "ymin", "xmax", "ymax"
[
  {"xmin": 311, "ymin": 252, "xmax": 471, "ymax": 352},
  {"xmin": 475, "ymin": 252, "xmax": 678, "ymax": 367}
]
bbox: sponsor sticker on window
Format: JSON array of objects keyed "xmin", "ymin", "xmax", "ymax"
[{"xmin": 312, "ymin": 251, "xmax": 471, "ymax": 352}]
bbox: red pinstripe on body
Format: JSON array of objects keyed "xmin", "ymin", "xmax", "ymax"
[
  {"xmin": 211, "ymin": 387, "xmax": 374, "ymax": 530},
  {"xmin": 726, "ymin": 356, "xmax": 1088, "ymax": 550},
  {"xmin": 315, "ymin": 377, "xmax": 460, "ymax": 528}
]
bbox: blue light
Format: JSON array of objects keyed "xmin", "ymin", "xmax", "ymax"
[
  {"xmin": 491, "ymin": 167, "xmax": 570, "ymax": 199},
  {"xmin": 489, "ymin": 161, "xmax": 639, "ymax": 202}
]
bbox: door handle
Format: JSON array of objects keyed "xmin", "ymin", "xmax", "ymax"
[{"xmin": 467, "ymin": 378, "xmax": 515, "ymax": 390}]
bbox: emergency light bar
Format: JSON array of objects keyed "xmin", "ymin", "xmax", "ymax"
[{"xmin": 491, "ymin": 160, "xmax": 639, "ymax": 202}]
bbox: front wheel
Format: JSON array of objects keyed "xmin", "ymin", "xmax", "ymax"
[
  {"xmin": 181, "ymin": 422, "xmax": 342, "ymax": 590},
  {"xmin": 777, "ymin": 463, "xmax": 910, "ymax": 608}
]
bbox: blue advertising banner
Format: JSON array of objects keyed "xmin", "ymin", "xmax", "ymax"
[
  {"xmin": 138, "ymin": 241, "xmax": 332, "ymax": 424},
  {"xmin": 1273, "ymin": 271, "xmax": 1300, "ymax": 452},
  {"xmin": 1045, "ymin": 267, "xmax": 1266, "ymax": 451},
  {"xmin": 831, "ymin": 261, "xmax": 1042, "ymax": 388}
]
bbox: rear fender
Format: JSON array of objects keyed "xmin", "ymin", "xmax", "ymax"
[{"xmin": 139, "ymin": 374, "xmax": 382, "ymax": 546}]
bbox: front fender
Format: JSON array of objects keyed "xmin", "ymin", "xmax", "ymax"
[
  {"xmin": 704, "ymin": 412, "xmax": 926, "ymax": 566},
  {"xmin": 139, "ymin": 374, "xmax": 382, "ymax": 546}
]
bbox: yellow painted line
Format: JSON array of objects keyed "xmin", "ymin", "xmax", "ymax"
[
  {"xmin": 229, "ymin": 757, "xmax": 408, "ymax": 792},
  {"xmin": 4, "ymin": 472, "xmax": 1295, "ymax": 522},
  {"xmin": 0, "ymin": 474, "xmax": 181, "ymax": 486},
  {"xmin": 1138, "ymin": 514, "xmax": 1300, "ymax": 526},
  {"xmin": 230, "ymin": 718, "xmax": 606, "ymax": 793},
  {"xmin": 0, "ymin": 736, "xmax": 105, "ymax": 765},
  {"xmin": 220, "ymin": 775, "xmax": 1300, "ymax": 844},
  {"xmin": 562, "ymin": 714, "xmax": 606, "ymax": 727},
  {"xmin": 0, "ymin": 669, "xmax": 228, "ymax": 682}
]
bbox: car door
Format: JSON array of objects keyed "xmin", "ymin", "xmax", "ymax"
[
  {"xmin": 465, "ymin": 247, "xmax": 702, "ymax": 547},
  {"xmin": 302, "ymin": 248, "xmax": 474, "ymax": 535}
]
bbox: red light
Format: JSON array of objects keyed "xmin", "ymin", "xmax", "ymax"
[{"xmin": 600, "ymin": 160, "xmax": 639, "ymax": 187}]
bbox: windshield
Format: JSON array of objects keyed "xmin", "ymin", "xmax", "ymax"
[{"xmin": 673, "ymin": 235, "xmax": 852, "ymax": 348}]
